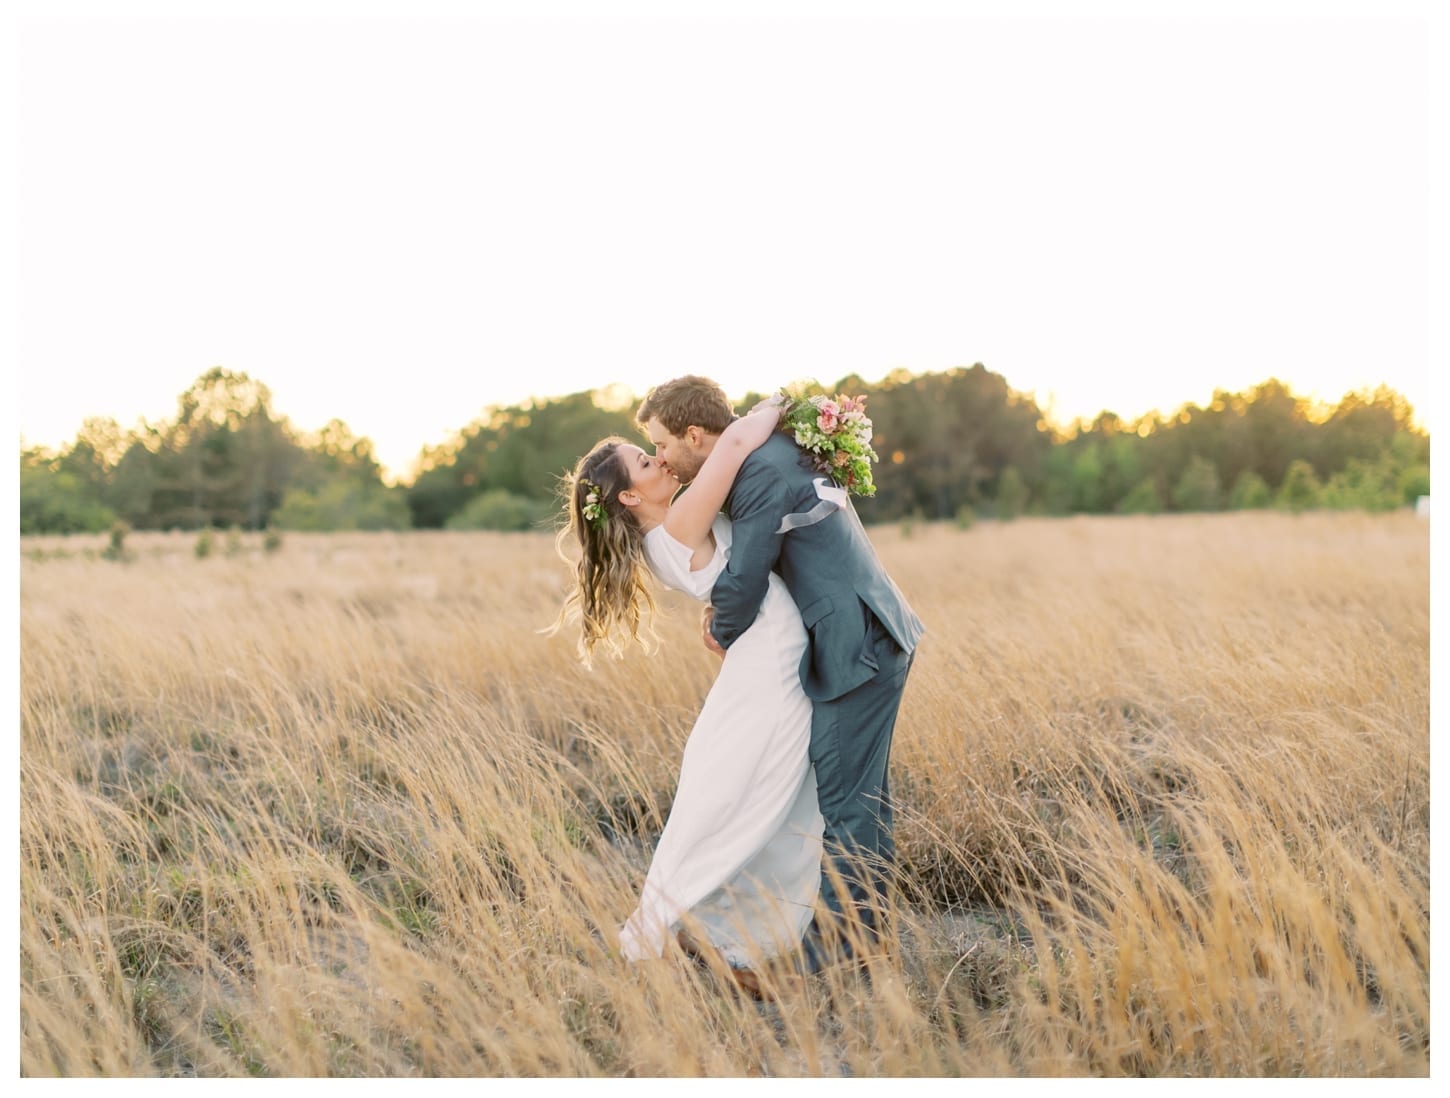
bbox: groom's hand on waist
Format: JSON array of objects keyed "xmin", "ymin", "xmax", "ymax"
[{"xmin": 701, "ymin": 606, "xmax": 726, "ymax": 659}]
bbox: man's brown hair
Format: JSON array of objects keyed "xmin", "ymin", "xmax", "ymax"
[{"xmin": 635, "ymin": 375, "xmax": 735, "ymax": 437}]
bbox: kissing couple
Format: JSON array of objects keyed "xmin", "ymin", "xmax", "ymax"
[{"xmin": 552, "ymin": 374, "xmax": 924, "ymax": 999}]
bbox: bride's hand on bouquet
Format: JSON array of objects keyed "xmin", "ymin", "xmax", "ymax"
[{"xmin": 749, "ymin": 392, "xmax": 787, "ymax": 417}]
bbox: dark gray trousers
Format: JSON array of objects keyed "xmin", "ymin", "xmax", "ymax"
[{"xmin": 798, "ymin": 609, "xmax": 914, "ymax": 973}]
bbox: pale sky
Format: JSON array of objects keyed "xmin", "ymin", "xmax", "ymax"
[{"xmin": 13, "ymin": 0, "xmax": 1437, "ymax": 482}]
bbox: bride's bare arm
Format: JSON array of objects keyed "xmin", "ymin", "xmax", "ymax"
[{"xmin": 662, "ymin": 402, "xmax": 783, "ymax": 554}]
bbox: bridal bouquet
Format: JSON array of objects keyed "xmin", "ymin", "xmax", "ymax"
[{"xmin": 774, "ymin": 385, "xmax": 879, "ymax": 498}]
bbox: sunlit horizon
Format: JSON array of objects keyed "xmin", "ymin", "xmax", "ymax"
[{"xmin": 17, "ymin": 361, "xmax": 1429, "ymax": 485}]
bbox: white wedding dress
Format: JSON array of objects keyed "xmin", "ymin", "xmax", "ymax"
[{"xmin": 618, "ymin": 515, "xmax": 824, "ymax": 969}]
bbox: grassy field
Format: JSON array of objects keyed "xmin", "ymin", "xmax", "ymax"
[{"xmin": 18, "ymin": 511, "xmax": 1429, "ymax": 1077}]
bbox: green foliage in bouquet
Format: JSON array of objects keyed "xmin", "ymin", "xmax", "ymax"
[{"xmin": 776, "ymin": 385, "xmax": 879, "ymax": 498}]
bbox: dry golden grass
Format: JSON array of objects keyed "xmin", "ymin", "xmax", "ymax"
[{"xmin": 19, "ymin": 512, "xmax": 1429, "ymax": 1077}]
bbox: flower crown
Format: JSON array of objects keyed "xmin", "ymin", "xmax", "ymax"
[{"xmin": 579, "ymin": 477, "xmax": 607, "ymax": 530}]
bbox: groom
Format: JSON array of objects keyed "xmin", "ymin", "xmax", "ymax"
[{"xmin": 636, "ymin": 375, "xmax": 925, "ymax": 976}]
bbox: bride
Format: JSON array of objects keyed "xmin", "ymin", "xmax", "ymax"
[{"xmin": 551, "ymin": 399, "xmax": 821, "ymax": 996}]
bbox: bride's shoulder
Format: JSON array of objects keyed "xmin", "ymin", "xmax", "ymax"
[
  {"xmin": 652, "ymin": 517, "xmax": 729, "ymax": 560},
  {"xmin": 641, "ymin": 522, "xmax": 675, "ymax": 558},
  {"xmin": 641, "ymin": 522, "xmax": 723, "ymax": 597},
  {"xmin": 642, "ymin": 522, "xmax": 690, "ymax": 575}
]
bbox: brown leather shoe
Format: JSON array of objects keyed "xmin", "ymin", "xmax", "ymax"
[
  {"xmin": 675, "ymin": 928, "xmax": 709, "ymax": 963},
  {"xmin": 730, "ymin": 962, "xmax": 803, "ymax": 1002},
  {"xmin": 677, "ymin": 929, "xmax": 803, "ymax": 1002}
]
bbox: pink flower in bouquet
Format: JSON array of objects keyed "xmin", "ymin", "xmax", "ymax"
[{"xmin": 774, "ymin": 383, "xmax": 878, "ymax": 497}]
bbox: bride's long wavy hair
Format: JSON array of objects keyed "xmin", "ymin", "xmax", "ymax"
[{"xmin": 548, "ymin": 437, "xmax": 659, "ymax": 666}]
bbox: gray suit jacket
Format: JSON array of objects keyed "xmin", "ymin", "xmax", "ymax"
[{"xmin": 709, "ymin": 433, "xmax": 924, "ymax": 702}]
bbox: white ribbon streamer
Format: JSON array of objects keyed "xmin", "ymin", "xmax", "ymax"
[{"xmin": 775, "ymin": 477, "xmax": 849, "ymax": 534}]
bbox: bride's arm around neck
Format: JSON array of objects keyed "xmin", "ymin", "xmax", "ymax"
[{"xmin": 662, "ymin": 405, "xmax": 781, "ymax": 554}]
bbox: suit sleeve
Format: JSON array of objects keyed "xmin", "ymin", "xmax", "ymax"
[{"xmin": 708, "ymin": 461, "xmax": 790, "ymax": 650}]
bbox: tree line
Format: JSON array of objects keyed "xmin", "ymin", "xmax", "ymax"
[{"xmin": 19, "ymin": 364, "xmax": 1429, "ymax": 536}]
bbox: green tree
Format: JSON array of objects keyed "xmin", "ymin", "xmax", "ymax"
[
  {"xmin": 149, "ymin": 368, "xmax": 303, "ymax": 529},
  {"xmin": 1172, "ymin": 454, "xmax": 1223, "ymax": 512},
  {"xmin": 1101, "ymin": 430, "xmax": 1145, "ymax": 512},
  {"xmin": 292, "ymin": 419, "xmax": 390, "ymax": 490},
  {"xmin": 1321, "ymin": 455, "xmax": 1401, "ymax": 512},
  {"xmin": 19, "ymin": 457, "xmax": 116, "ymax": 534},
  {"xmin": 1317, "ymin": 387, "xmax": 1417, "ymax": 476},
  {"xmin": 1276, "ymin": 459, "xmax": 1322, "ymax": 513},
  {"xmin": 107, "ymin": 424, "xmax": 165, "ymax": 525},
  {"xmin": 1239, "ymin": 379, "xmax": 1312, "ymax": 487},
  {"xmin": 445, "ymin": 489, "xmax": 555, "ymax": 532},
  {"xmin": 863, "ymin": 365, "xmax": 1051, "ymax": 521},
  {"xmin": 1039, "ymin": 444, "xmax": 1077, "ymax": 515},
  {"xmin": 1386, "ymin": 431, "xmax": 1430, "ymax": 504},
  {"xmin": 274, "ymin": 481, "xmax": 411, "ymax": 531},
  {"xmin": 407, "ymin": 390, "xmax": 639, "ymax": 528},
  {"xmin": 995, "ymin": 466, "xmax": 1029, "ymax": 520},
  {"xmin": 54, "ymin": 417, "xmax": 126, "ymax": 501},
  {"xmin": 1118, "ymin": 476, "xmax": 1164, "ymax": 514},
  {"xmin": 1069, "ymin": 444, "xmax": 1106, "ymax": 512},
  {"xmin": 1399, "ymin": 462, "xmax": 1430, "ymax": 505},
  {"xmin": 1228, "ymin": 469, "xmax": 1272, "ymax": 510}
]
